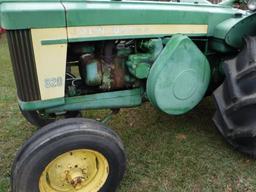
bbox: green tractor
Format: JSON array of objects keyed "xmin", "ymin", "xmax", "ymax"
[{"xmin": 1, "ymin": 0, "xmax": 256, "ymax": 191}]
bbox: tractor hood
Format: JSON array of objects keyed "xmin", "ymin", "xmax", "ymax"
[
  {"xmin": 0, "ymin": 0, "xmax": 244, "ymax": 30},
  {"xmin": 0, "ymin": 0, "xmax": 66, "ymax": 29},
  {"xmin": 0, "ymin": 0, "xmax": 255, "ymax": 49}
]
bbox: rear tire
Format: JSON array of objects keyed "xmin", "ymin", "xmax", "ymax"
[
  {"xmin": 213, "ymin": 36, "xmax": 256, "ymax": 157},
  {"xmin": 11, "ymin": 118, "xmax": 126, "ymax": 192}
]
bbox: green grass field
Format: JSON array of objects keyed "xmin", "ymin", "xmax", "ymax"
[{"xmin": 1, "ymin": 34, "xmax": 256, "ymax": 192}]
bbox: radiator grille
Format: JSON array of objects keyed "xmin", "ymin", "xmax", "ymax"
[{"xmin": 7, "ymin": 30, "xmax": 41, "ymax": 101}]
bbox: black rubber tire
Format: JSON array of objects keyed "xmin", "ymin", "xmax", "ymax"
[
  {"xmin": 20, "ymin": 108, "xmax": 81, "ymax": 127},
  {"xmin": 20, "ymin": 109, "xmax": 52, "ymax": 127},
  {"xmin": 11, "ymin": 118, "xmax": 126, "ymax": 192},
  {"xmin": 213, "ymin": 36, "xmax": 256, "ymax": 157}
]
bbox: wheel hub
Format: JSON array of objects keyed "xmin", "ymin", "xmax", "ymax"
[
  {"xmin": 39, "ymin": 149, "xmax": 109, "ymax": 192},
  {"xmin": 65, "ymin": 168, "xmax": 86, "ymax": 189}
]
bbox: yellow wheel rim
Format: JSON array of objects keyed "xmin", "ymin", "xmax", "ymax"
[{"xmin": 39, "ymin": 149, "xmax": 109, "ymax": 192}]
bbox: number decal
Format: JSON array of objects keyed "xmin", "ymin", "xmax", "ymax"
[{"xmin": 45, "ymin": 77, "xmax": 63, "ymax": 88}]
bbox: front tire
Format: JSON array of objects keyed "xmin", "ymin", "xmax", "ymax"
[
  {"xmin": 20, "ymin": 108, "xmax": 81, "ymax": 127},
  {"xmin": 12, "ymin": 118, "xmax": 126, "ymax": 192}
]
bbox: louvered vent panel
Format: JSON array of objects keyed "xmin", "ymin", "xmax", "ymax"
[{"xmin": 7, "ymin": 30, "xmax": 41, "ymax": 101}]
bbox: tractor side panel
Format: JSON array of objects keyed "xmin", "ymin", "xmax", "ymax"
[
  {"xmin": 7, "ymin": 28, "xmax": 68, "ymax": 102},
  {"xmin": 31, "ymin": 28, "xmax": 67, "ymax": 100}
]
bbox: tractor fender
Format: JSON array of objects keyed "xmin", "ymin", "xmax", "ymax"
[{"xmin": 213, "ymin": 11, "xmax": 256, "ymax": 49}]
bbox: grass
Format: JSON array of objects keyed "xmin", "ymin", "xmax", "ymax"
[{"xmin": 1, "ymin": 34, "xmax": 256, "ymax": 192}]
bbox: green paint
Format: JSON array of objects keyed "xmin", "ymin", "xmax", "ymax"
[
  {"xmin": 0, "ymin": 0, "xmax": 254, "ymax": 51},
  {"xmin": 141, "ymin": 39, "xmax": 163, "ymax": 61},
  {"xmin": 19, "ymin": 88, "xmax": 142, "ymax": 112},
  {"xmin": 45, "ymin": 88, "xmax": 143, "ymax": 113},
  {"xmin": 127, "ymin": 54, "xmax": 152, "ymax": 64},
  {"xmin": 63, "ymin": 1, "xmax": 240, "ymax": 35},
  {"xmin": 225, "ymin": 12, "xmax": 256, "ymax": 48},
  {"xmin": 209, "ymin": 38, "xmax": 234, "ymax": 53},
  {"xmin": 213, "ymin": 12, "xmax": 256, "ymax": 48},
  {"xmin": 0, "ymin": 0, "xmax": 256, "ymax": 116},
  {"xmin": 126, "ymin": 54, "xmax": 152, "ymax": 79},
  {"xmin": 19, "ymin": 97, "xmax": 65, "ymax": 111},
  {"xmin": 41, "ymin": 39, "xmax": 67, "ymax": 45},
  {"xmin": 126, "ymin": 39, "xmax": 164, "ymax": 79},
  {"xmin": 0, "ymin": 2, "xmax": 66, "ymax": 29},
  {"xmin": 0, "ymin": 0, "xmax": 247, "ymax": 33},
  {"xmin": 133, "ymin": 63, "xmax": 151, "ymax": 79},
  {"xmin": 146, "ymin": 35, "xmax": 210, "ymax": 115}
]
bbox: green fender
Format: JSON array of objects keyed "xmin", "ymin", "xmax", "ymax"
[{"xmin": 213, "ymin": 12, "xmax": 256, "ymax": 49}]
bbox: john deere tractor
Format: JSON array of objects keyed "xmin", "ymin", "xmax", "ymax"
[{"xmin": 1, "ymin": 0, "xmax": 256, "ymax": 191}]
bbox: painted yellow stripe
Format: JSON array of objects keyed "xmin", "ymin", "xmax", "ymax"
[
  {"xmin": 31, "ymin": 28, "xmax": 67, "ymax": 100},
  {"xmin": 68, "ymin": 24, "xmax": 208, "ymax": 39}
]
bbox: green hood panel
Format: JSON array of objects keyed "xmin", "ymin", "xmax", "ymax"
[
  {"xmin": 0, "ymin": 0, "xmax": 254, "ymax": 43},
  {"xmin": 63, "ymin": 1, "xmax": 241, "ymax": 36},
  {"xmin": 0, "ymin": 1, "xmax": 66, "ymax": 29}
]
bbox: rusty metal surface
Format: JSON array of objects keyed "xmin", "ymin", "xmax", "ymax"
[{"xmin": 111, "ymin": 56, "xmax": 126, "ymax": 89}]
